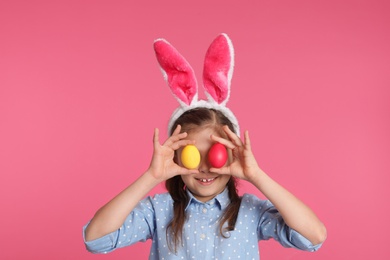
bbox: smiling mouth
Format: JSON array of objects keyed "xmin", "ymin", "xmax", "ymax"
[{"xmin": 196, "ymin": 177, "xmax": 217, "ymax": 183}]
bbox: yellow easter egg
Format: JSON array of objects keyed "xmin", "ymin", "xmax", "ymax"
[{"xmin": 181, "ymin": 145, "xmax": 200, "ymax": 169}]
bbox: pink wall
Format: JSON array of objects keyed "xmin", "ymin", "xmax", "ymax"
[{"xmin": 1, "ymin": 0, "xmax": 389, "ymax": 259}]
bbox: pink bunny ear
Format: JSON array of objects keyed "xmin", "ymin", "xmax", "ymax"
[
  {"xmin": 203, "ymin": 33, "xmax": 234, "ymax": 105},
  {"xmin": 154, "ymin": 39, "xmax": 198, "ymax": 106}
]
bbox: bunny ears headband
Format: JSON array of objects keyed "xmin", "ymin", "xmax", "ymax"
[{"xmin": 154, "ymin": 33, "xmax": 240, "ymax": 136}]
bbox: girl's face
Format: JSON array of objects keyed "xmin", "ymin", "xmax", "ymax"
[{"xmin": 178, "ymin": 127, "xmax": 231, "ymax": 202}]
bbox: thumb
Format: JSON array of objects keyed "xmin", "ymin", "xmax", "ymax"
[{"xmin": 153, "ymin": 128, "xmax": 160, "ymax": 148}]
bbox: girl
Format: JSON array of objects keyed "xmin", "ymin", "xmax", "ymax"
[{"xmin": 83, "ymin": 34, "xmax": 326, "ymax": 259}]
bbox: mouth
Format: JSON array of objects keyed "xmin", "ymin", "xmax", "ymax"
[{"xmin": 195, "ymin": 177, "xmax": 217, "ymax": 185}]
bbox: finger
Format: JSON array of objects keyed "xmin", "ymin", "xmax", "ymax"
[
  {"xmin": 153, "ymin": 128, "xmax": 160, "ymax": 148},
  {"xmin": 184, "ymin": 169, "xmax": 200, "ymax": 175},
  {"xmin": 177, "ymin": 167, "xmax": 199, "ymax": 175},
  {"xmin": 209, "ymin": 167, "xmax": 222, "ymax": 174},
  {"xmin": 244, "ymin": 130, "xmax": 252, "ymax": 150},
  {"xmin": 223, "ymin": 125, "xmax": 243, "ymax": 147},
  {"xmin": 210, "ymin": 134, "xmax": 235, "ymax": 149},
  {"xmin": 164, "ymin": 131, "xmax": 188, "ymax": 147},
  {"xmin": 166, "ymin": 131, "xmax": 187, "ymax": 143},
  {"xmin": 209, "ymin": 163, "xmax": 231, "ymax": 175},
  {"xmin": 172, "ymin": 124, "xmax": 181, "ymax": 135},
  {"xmin": 209, "ymin": 166, "xmax": 231, "ymax": 175},
  {"xmin": 170, "ymin": 139, "xmax": 196, "ymax": 150}
]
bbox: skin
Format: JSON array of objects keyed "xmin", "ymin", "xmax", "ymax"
[
  {"xmin": 178, "ymin": 128, "xmax": 231, "ymax": 202},
  {"xmin": 85, "ymin": 125, "xmax": 327, "ymax": 246}
]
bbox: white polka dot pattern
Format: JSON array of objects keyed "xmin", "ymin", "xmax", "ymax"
[{"xmin": 83, "ymin": 188, "xmax": 323, "ymax": 258}]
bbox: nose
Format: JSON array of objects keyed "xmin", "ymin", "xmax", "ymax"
[{"xmin": 198, "ymin": 156, "xmax": 211, "ymax": 173}]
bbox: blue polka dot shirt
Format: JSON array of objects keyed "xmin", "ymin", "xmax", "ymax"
[{"xmin": 83, "ymin": 188, "xmax": 322, "ymax": 259}]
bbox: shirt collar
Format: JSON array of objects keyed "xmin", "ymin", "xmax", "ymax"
[{"xmin": 185, "ymin": 187, "xmax": 230, "ymax": 211}]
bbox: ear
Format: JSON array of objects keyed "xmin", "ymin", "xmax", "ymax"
[
  {"xmin": 203, "ymin": 33, "xmax": 234, "ymax": 105},
  {"xmin": 154, "ymin": 38, "xmax": 198, "ymax": 106}
]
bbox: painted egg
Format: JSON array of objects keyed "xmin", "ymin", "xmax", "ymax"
[
  {"xmin": 181, "ymin": 145, "xmax": 201, "ymax": 169},
  {"xmin": 208, "ymin": 143, "xmax": 228, "ymax": 168}
]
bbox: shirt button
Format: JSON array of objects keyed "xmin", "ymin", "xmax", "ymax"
[
  {"xmin": 202, "ymin": 208, "xmax": 207, "ymax": 214},
  {"xmin": 200, "ymin": 234, "xmax": 206, "ymax": 239}
]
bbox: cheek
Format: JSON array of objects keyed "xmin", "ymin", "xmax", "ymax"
[
  {"xmin": 219, "ymin": 175, "xmax": 232, "ymax": 186},
  {"xmin": 180, "ymin": 175, "xmax": 192, "ymax": 186}
]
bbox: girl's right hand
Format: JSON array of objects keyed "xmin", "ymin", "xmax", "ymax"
[{"xmin": 147, "ymin": 125, "xmax": 198, "ymax": 182}]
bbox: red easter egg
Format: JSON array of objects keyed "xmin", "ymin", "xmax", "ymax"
[{"xmin": 208, "ymin": 143, "xmax": 228, "ymax": 168}]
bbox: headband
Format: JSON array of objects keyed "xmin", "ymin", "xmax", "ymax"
[{"xmin": 153, "ymin": 33, "xmax": 240, "ymax": 136}]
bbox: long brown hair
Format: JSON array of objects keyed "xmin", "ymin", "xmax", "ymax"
[{"xmin": 165, "ymin": 108, "xmax": 242, "ymax": 253}]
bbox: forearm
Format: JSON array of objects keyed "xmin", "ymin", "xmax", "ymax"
[
  {"xmin": 84, "ymin": 170, "xmax": 160, "ymax": 241},
  {"xmin": 251, "ymin": 169, "xmax": 327, "ymax": 245}
]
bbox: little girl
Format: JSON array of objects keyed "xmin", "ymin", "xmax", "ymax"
[{"xmin": 83, "ymin": 34, "xmax": 326, "ymax": 259}]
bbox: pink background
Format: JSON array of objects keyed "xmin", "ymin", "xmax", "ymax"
[{"xmin": 1, "ymin": 0, "xmax": 389, "ymax": 259}]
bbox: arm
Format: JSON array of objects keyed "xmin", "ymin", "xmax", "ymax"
[
  {"xmin": 249, "ymin": 168, "xmax": 327, "ymax": 245},
  {"xmin": 211, "ymin": 126, "xmax": 327, "ymax": 246},
  {"xmin": 85, "ymin": 126, "xmax": 198, "ymax": 241}
]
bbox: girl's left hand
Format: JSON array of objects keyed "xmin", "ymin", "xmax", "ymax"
[{"xmin": 210, "ymin": 125, "xmax": 262, "ymax": 183}]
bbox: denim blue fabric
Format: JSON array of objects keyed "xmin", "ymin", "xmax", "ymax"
[{"xmin": 83, "ymin": 188, "xmax": 322, "ymax": 259}]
